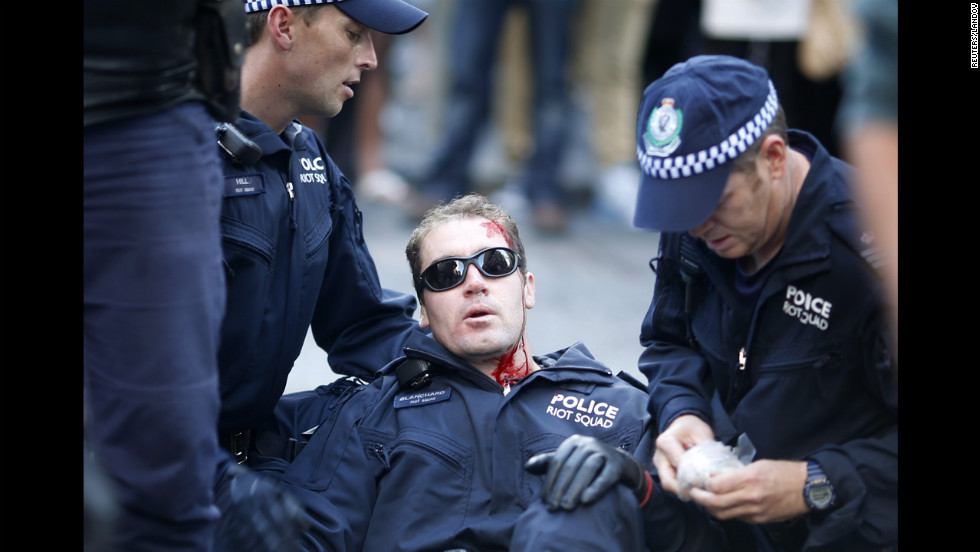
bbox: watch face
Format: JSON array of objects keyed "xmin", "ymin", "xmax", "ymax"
[{"xmin": 807, "ymin": 482, "xmax": 834, "ymax": 508}]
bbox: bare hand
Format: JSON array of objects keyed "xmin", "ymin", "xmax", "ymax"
[
  {"xmin": 688, "ymin": 459, "xmax": 809, "ymax": 524},
  {"xmin": 653, "ymin": 415, "xmax": 714, "ymax": 495}
]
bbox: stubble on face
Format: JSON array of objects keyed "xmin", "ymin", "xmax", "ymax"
[
  {"xmin": 691, "ymin": 167, "xmax": 770, "ymax": 261},
  {"xmin": 419, "ymin": 219, "xmax": 530, "ymax": 374},
  {"xmin": 291, "ymin": 8, "xmax": 373, "ymax": 119}
]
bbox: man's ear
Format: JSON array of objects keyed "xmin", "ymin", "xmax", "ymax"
[
  {"xmin": 418, "ymin": 303, "xmax": 430, "ymax": 329},
  {"xmin": 523, "ymin": 272, "xmax": 535, "ymax": 310},
  {"xmin": 761, "ymin": 134, "xmax": 788, "ymax": 180},
  {"xmin": 267, "ymin": 5, "xmax": 296, "ymax": 50}
]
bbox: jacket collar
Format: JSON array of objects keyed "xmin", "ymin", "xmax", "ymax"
[
  {"xmin": 234, "ymin": 111, "xmax": 306, "ymax": 158},
  {"xmin": 776, "ymin": 129, "xmax": 851, "ymax": 267},
  {"xmin": 381, "ymin": 334, "xmax": 616, "ymax": 388}
]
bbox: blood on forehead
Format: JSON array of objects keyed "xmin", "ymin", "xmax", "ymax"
[{"xmin": 481, "ymin": 221, "xmax": 513, "ymax": 248}]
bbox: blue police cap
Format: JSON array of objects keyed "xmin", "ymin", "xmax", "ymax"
[
  {"xmin": 633, "ymin": 55, "xmax": 779, "ymax": 232},
  {"xmin": 244, "ymin": 0, "xmax": 427, "ymax": 35}
]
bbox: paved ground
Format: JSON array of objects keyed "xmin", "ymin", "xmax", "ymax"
[{"xmin": 284, "ymin": 198, "xmax": 662, "ymax": 394}]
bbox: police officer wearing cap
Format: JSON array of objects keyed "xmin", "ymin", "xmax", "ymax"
[
  {"xmin": 209, "ymin": 1, "xmax": 430, "ymax": 549},
  {"xmin": 631, "ymin": 55, "xmax": 897, "ymax": 550}
]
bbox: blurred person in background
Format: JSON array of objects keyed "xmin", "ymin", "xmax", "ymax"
[
  {"xmin": 699, "ymin": 0, "xmax": 851, "ymax": 158},
  {"xmin": 836, "ymin": 0, "xmax": 898, "ymax": 363},
  {"xmin": 405, "ymin": 0, "xmax": 582, "ymax": 233},
  {"xmin": 576, "ymin": 0, "xmax": 658, "ymax": 226}
]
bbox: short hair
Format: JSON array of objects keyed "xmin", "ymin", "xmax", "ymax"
[
  {"xmin": 244, "ymin": 4, "xmax": 326, "ymax": 48},
  {"xmin": 731, "ymin": 104, "xmax": 789, "ymax": 174},
  {"xmin": 406, "ymin": 194, "xmax": 528, "ymax": 300}
]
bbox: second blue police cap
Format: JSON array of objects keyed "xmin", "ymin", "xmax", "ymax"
[
  {"xmin": 633, "ymin": 55, "xmax": 779, "ymax": 232},
  {"xmin": 244, "ymin": 0, "xmax": 427, "ymax": 35}
]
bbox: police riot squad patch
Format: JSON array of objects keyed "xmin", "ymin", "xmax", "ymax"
[
  {"xmin": 393, "ymin": 387, "xmax": 452, "ymax": 409},
  {"xmin": 546, "ymin": 393, "xmax": 621, "ymax": 429},
  {"xmin": 781, "ymin": 285, "xmax": 832, "ymax": 331},
  {"xmin": 224, "ymin": 174, "xmax": 265, "ymax": 197},
  {"xmin": 297, "ymin": 155, "xmax": 328, "ymax": 184}
]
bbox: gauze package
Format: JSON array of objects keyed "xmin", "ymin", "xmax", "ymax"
[{"xmin": 676, "ymin": 433, "xmax": 756, "ymax": 501}]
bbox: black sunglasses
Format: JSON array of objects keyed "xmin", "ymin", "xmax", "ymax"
[{"xmin": 418, "ymin": 247, "xmax": 522, "ymax": 292}]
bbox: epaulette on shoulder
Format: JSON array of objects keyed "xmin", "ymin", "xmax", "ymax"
[
  {"xmin": 616, "ymin": 371, "xmax": 649, "ymax": 393},
  {"xmin": 827, "ymin": 201, "xmax": 885, "ymax": 272}
]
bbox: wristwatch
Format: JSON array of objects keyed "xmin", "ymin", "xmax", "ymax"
[{"xmin": 803, "ymin": 460, "xmax": 836, "ymax": 510}]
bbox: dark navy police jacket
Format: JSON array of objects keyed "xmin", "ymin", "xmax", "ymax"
[
  {"xmin": 639, "ymin": 131, "xmax": 898, "ymax": 550},
  {"xmin": 217, "ymin": 112, "xmax": 421, "ymax": 433},
  {"xmin": 271, "ymin": 334, "xmax": 728, "ymax": 552}
]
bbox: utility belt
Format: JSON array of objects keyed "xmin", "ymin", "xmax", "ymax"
[
  {"xmin": 218, "ymin": 375, "xmax": 372, "ymax": 465},
  {"xmin": 222, "ymin": 372, "xmax": 434, "ymax": 466},
  {"xmin": 219, "ymin": 427, "xmax": 311, "ymax": 465}
]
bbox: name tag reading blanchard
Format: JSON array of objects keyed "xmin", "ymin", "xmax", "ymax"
[{"xmin": 393, "ymin": 386, "xmax": 452, "ymax": 409}]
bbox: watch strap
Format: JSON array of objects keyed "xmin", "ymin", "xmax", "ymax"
[{"xmin": 804, "ymin": 460, "xmax": 836, "ymax": 510}]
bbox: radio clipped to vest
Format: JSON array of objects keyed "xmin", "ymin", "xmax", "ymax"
[
  {"xmin": 216, "ymin": 122, "xmax": 262, "ymax": 166},
  {"xmin": 395, "ymin": 358, "xmax": 438, "ymax": 391},
  {"xmin": 648, "ymin": 234, "xmax": 703, "ymax": 352}
]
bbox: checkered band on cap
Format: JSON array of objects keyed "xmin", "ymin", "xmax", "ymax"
[
  {"xmin": 245, "ymin": 0, "xmax": 342, "ymax": 13},
  {"xmin": 637, "ymin": 80, "xmax": 779, "ymax": 181}
]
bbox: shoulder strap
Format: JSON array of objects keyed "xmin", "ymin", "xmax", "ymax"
[
  {"xmin": 616, "ymin": 371, "xmax": 649, "ymax": 392},
  {"xmin": 827, "ymin": 201, "xmax": 885, "ymax": 275}
]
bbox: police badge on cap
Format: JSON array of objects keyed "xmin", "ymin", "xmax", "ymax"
[
  {"xmin": 632, "ymin": 55, "xmax": 779, "ymax": 232},
  {"xmin": 642, "ymin": 98, "xmax": 683, "ymax": 158}
]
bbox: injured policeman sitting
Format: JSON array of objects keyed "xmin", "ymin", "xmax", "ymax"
[{"xmin": 250, "ymin": 193, "xmax": 727, "ymax": 551}]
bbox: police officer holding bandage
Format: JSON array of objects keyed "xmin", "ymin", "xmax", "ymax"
[{"xmin": 630, "ymin": 55, "xmax": 898, "ymax": 550}]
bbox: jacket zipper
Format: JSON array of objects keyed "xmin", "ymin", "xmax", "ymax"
[
  {"xmin": 372, "ymin": 443, "xmax": 391, "ymax": 470},
  {"xmin": 285, "ymin": 180, "xmax": 296, "ymax": 228},
  {"xmin": 729, "ymin": 346, "xmax": 749, "ymax": 409},
  {"xmin": 278, "ymin": 165, "xmax": 297, "ymax": 229}
]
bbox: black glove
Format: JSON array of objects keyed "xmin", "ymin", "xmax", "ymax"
[
  {"xmin": 525, "ymin": 434, "xmax": 651, "ymax": 512},
  {"xmin": 214, "ymin": 463, "xmax": 311, "ymax": 552}
]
